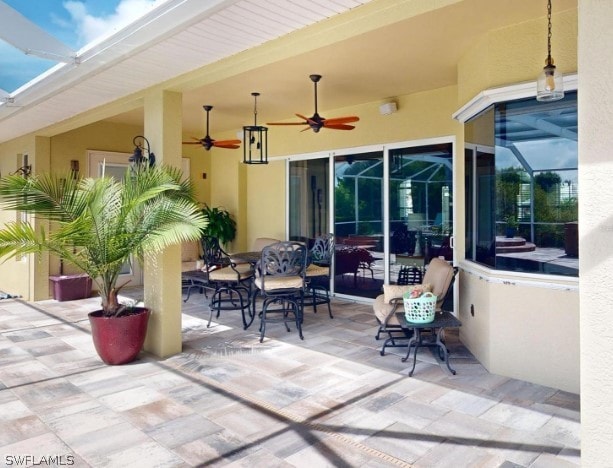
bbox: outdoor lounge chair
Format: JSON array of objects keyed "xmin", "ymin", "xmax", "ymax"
[{"xmin": 373, "ymin": 258, "xmax": 458, "ymax": 355}]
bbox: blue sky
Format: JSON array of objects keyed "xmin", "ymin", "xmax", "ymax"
[{"xmin": 0, "ymin": 0, "xmax": 162, "ymax": 92}]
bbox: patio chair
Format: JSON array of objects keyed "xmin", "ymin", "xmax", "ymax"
[
  {"xmin": 202, "ymin": 236, "xmax": 255, "ymax": 330},
  {"xmin": 305, "ymin": 233, "xmax": 334, "ymax": 318},
  {"xmin": 254, "ymin": 241, "xmax": 307, "ymax": 343},
  {"xmin": 373, "ymin": 258, "xmax": 458, "ymax": 356}
]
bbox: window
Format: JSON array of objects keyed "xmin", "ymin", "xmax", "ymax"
[{"xmin": 465, "ymin": 92, "xmax": 578, "ymax": 276}]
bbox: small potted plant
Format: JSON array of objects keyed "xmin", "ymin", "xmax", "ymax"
[
  {"xmin": 0, "ymin": 165, "xmax": 207, "ymax": 365},
  {"xmin": 505, "ymin": 215, "xmax": 519, "ymax": 238}
]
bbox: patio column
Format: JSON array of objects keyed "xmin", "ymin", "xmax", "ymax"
[
  {"xmin": 579, "ymin": 1, "xmax": 613, "ymax": 465},
  {"xmin": 142, "ymin": 89, "xmax": 184, "ymax": 358}
]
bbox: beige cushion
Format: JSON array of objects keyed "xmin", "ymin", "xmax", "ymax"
[
  {"xmin": 383, "ymin": 283, "xmax": 432, "ymax": 304},
  {"xmin": 209, "ymin": 264, "xmax": 253, "ymax": 282},
  {"xmin": 305, "ymin": 264, "xmax": 329, "ymax": 277},
  {"xmin": 422, "ymin": 258, "xmax": 454, "ymax": 309},
  {"xmin": 182, "ymin": 241, "xmax": 201, "ymax": 262},
  {"xmin": 255, "ymin": 275, "xmax": 303, "ymax": 291},
  {"xmin": 373, "ymin": 294, "xmax": 402, "ymax": 326}
]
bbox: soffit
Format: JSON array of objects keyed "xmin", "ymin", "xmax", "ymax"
[{"xmin": 0, "ymin": 0, "xmax": 577, "ymax": 143}]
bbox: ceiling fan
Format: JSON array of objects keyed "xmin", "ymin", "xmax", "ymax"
[
  {"xmin": 183, "ymin": 105, "xmax": 241, "ymax": 150},
  {"xmin": 267, "ymin": 74, "xmax": 359, "ymax": 133}
]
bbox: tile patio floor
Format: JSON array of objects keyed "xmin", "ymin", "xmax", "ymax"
[{"xmin": 0, "ymin": 289, "xmax": 580, "ymax": 467}]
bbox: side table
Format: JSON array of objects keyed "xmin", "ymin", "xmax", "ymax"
[{"xmin": 396, "ymin": 311, "xmax": 462, "ymax": 376}]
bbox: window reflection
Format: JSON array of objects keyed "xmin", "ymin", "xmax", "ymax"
[{"xmin": 465, "ymin": 92, "xmax": 578, "ymax": 276}]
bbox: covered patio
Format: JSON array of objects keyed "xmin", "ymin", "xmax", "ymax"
[{"xmin": 0, "ymin": 292, "xmax": 579, "ymax": 466}]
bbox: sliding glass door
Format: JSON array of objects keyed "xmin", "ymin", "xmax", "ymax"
[
  {"xmin": 388, "ymin": 143, "xmax": 453, "ymax": 291},
  {"xmin": 287, "ymin": 139, "xmax": 455, "ymax": 304},
  {"xmin": 288, "ymin": 157, "xmax": 330, "ymax": 244}
]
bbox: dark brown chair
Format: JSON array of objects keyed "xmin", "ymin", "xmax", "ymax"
[
  {"xmin": 305, "ymin": 234, "xmax": 334, "ymax": 318},
  {"xmin": 254, "ymin": 241, "xmax": 307, "ymax": 342},
  {"xmin": 202, "ymin": 236, "xmax": 254, "ymax": 330}
]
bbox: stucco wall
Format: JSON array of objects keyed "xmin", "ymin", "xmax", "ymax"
[
  {"xmin": 459, "ymin": 264, "xmax": 579, "ymax": 393},
  {"xmin": 578, "ymin": 0, "xmax": 613, "ymax": 464}
]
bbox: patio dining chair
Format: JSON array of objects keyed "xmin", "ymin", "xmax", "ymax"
[
  {"xmin": 202, "ymin": 236, "xmax": 255, "ymax": 330},
  {"xmin": 373, "ymin": 258, "xmax": 458, "ymax": 355},
  {"xmin": 253, "ymin": 241, "xmax": 307, "ymax": 343},
  {"xmin": 305, "ymin": 233, "xmax": 334, "ymax": 318}
]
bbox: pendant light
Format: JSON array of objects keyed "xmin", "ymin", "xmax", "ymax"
[
  {"xmin": 536, "ymin": 0, "xmax": 564, "ymax": 102},
  {"xmin": 243, "ymin": 92, "xmax": 268, "ymax": 164}
]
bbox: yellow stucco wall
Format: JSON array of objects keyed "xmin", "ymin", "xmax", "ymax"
[{"xmin": 458, "ymin": 8, "xmax": 577, "ymax": 105}]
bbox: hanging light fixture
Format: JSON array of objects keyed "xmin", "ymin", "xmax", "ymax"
[
  {"xmin": 536, "ymin": 0, "xmax": 564, "ymax": 102},
  {"xmin": 243, "ymin": 92, "xmax": 268, "ymax": 165},
  {"xmin": 128, "ymin": 136, "xmax": 155, "ymax": 173}
]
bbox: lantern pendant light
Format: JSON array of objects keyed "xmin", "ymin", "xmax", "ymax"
[{"xmin": 243, "ymin": 92, "xmax": 268, "ymax": 164}]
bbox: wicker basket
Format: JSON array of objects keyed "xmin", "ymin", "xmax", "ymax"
[{"xmin": 403, "ymin": 291, "xmax": 437, "ymax": 323}]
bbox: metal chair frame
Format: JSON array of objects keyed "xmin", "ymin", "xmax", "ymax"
[
  {"xmin": 202, "ymin": 236, "xmax": 254, "ymax": 330},
  {"xmin": 305, "ymin": 234, "xmax": 334, "ymax": 319},
  {"xmin": 254, "ymin": 241, "xmax": 307, "ymax": 343}
]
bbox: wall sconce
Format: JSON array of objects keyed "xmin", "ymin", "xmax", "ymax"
[
  {"xmin": 243, "ymin": 92, "xmax": 268, "ymax": 165},
  {"xmin": 11, "ymin": 154, "xmax": 31, "ymax": 177},
  {"xmin": 11, "ymin": 165, "xmax": 31, "ymax": 177},
  {"xmin": 536, "ymin": 0, "xmax": 564, "ymax": 102},
  {"xmin": 129, "ymin": 136, "xmax": 155, "ymax": 172}
]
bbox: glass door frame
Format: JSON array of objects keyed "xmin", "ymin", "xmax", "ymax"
[{"xmin": 285, "ymin": 135, "xmax": 457, "ymax": 305}]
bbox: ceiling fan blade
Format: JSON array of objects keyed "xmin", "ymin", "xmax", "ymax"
[
  {"xmin": 213, "ymin": 140, "xmax": 241, "ymax": 149},
  {"xmin": 324, "ymin": 124, "xmax": 355, "ymax": 130},
  {"xmin": 324, "ymin": 116, "xmax": 360, "ymax": 125},
  {"xmin": 182, "ymin": 141, "xmax": 203, "ymax": 144},
  {"xmin": 267, "ymin": 121, "xmax": 308, "ymax": 126},
  {"xmin": 295, "ymin": 113, "xmax": 311, "ymax": 122}
]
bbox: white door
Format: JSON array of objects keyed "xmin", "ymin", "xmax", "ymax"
[{"xmin": 88, "ymin": 150, "xmax": 143, "ymax": 287}]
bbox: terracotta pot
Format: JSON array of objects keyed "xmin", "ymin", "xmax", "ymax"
[{"xmin": 88, "ymin": 308, "xmax": 150, "ymax": 365}]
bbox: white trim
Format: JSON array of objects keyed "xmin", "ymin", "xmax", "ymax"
[
  {"xmin": 452, "ymin": 73, "xmax": 578, "ymax": 123},
  {"xmin": 459, "ymin": 259, "xmax": 579, "ymax": 291}
]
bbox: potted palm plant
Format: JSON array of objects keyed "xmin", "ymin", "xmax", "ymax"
[{"xmin": 0, "ymin": 165, "xmax": 207, "ymax": 365}]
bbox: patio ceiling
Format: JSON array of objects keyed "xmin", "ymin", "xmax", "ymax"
[{"xmin": 0, "ymin": 0, "xmax": 577, "ymax": 144}]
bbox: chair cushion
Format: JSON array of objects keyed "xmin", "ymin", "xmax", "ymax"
[
  {"xmin": 422, "ymin": 258, "xmax": 454, "ymax": 309},
  {"xmin": 383, "ymin": 283, "xmax": 432, "ymax": 303},
  {"xmin": 209, "ymin": 264, "xmax": 253, "ymax": 282},
  {"xmin": 255, "ymin": 275, "xmax": 303, "ymax": 291},
  {"xmin": 373, "ymin": 294, "xmax": 401, "ymax": 326},
  {"xmin": 305, "ymin": 264, "xmax": 329, "ymax": 277}
]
